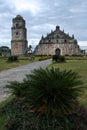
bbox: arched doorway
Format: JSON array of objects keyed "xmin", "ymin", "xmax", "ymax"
[{"xmin": 55, "ymin": 48, "xmax": 61, "ymax": 55}]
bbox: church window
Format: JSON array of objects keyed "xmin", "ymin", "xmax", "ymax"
[
  {"xmin": 65, "ymin": 39, "xmax": 67, "ymax": 43},
  {"xmin": 16, "ymin": 23, "xmax": 19, "ymax": 27},
  {"xmin": 16, "ymin": 32, "xmax": 18, "ymax": 35},
  {"xmin": 49, "ymin": 39, "xmax": 51, "ymax": 43},
  {"xmin": 56, "ymin": 35, "xmax": 59, "ymax": 39}
]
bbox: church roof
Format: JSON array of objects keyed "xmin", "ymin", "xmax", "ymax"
[
  {"xmin": 45, "ymin": 26, "xmax": 73, "ymax": 40},
  {"xmin": 39, "ymin": 25, "xmax": 76, "ymax": 44}
]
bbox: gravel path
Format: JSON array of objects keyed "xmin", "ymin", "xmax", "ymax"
[{"xmin": 0, "ymin": 59, "xmax": 52, "ymax": 102}]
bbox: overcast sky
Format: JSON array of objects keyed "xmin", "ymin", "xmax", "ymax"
[{"xmin": 0, "ymin": 0, "xmax": 87, "ymax": 49}]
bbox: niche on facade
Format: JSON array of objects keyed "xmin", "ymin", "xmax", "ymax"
[
  {"xmin": 16, "ymin": 31, "xmax": 19, "ymax": 35},
  {"xmin": 65, "ymin": 39, "xmax": 67, "ymax": 43},
  {"xmin": 16, "ymin": 23, "xmax": 19, "ymax": 27},
  {"xmin": 55, "ymin": 48, "xmax": 61, "ymax": 55}
]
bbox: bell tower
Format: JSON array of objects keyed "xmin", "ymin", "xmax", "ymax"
[{"xmin": 11, "ymin": 15, "xmax": 28, "ymax": 56}]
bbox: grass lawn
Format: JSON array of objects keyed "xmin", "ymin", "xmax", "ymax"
[
  {"xmin": 0, "ymin": 56, "xmax": 42, "ymax": 72},
  {"xmin": 0, "ymin": 57, "xmax": 30, "ymax": 72},
  {"xmin": 49, "ymin": 60, "xmax": 87, "ymax": 106}
]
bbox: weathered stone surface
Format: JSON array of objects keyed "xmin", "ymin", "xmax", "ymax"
[
  {"xmin": 11, "ymin": 15, "xmax": 28, "ymax": 56},
  {"xmin": 34, "ymin": 26, "xmax": 81, "ymax": 55}
]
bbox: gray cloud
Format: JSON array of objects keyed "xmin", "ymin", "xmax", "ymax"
[{"xmin": 0, "ymin": 0, "xmax": 87, "ymax": 48}]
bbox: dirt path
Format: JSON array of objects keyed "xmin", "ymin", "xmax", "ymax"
[{"xmin": 0, "ymin": 59, "xmax": 51, "ymax": 102}]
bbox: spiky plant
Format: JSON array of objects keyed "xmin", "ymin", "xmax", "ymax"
[
  {"xmin": 23, "ymin": 67, "xmax": 84, "ymax": 116},
  {"xmin": 6, "ymin": 81, "xmax": 28, "ymax": 98}
]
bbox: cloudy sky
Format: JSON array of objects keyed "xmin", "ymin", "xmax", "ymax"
[{"xmin": 0, "ymin": 0, "xmax": 87, "ymax": 49}]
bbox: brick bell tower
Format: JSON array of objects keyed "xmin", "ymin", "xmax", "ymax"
[{"xmin": 11, "ymin": 15, "xmax": 28, "ymax": 56}]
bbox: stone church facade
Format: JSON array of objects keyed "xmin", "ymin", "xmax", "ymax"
[
  {"xmin": 34, "ymin": 26, "xmax": 81, "ymax": 55},
  {"xmin": 11, "ymin": 15, "xmax": 28, "ymax": 56}
]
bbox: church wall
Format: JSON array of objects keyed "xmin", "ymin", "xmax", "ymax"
[
  {"xmin": 34, "ymin": 25, "xmax": 81, "ymax": 55},
  {"xmin": 34, "ymin": 43, "xmax": 80, "ymax": 56}
]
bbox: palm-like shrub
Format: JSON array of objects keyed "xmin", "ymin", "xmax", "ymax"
[
  {"xmin": 6, "ymin": 68, "xmax": 84, "ymax": 115},
  {"xmin": 25, "ymin": 68, "xmax": 83, "ymax": 116},
  {"xmin": 6, "ymin": 81, "xmax": 28, "ymax": 97}
]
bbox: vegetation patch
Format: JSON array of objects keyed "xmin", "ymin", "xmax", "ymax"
[
  {"xmin": 0, "ymin": 56, "xmax": 38, "ymax": 72},
  {"xmin": 49, "ymin": 60, "xmax": 87, "ymax": 106},
  {"xmin": 0, "ymin": 58, "xmax": 87, "ymax": 129},
  {"xmin": 38, "ymin": 55, "xmax": 52, "ymax": 61},
  {"xmin": 52, "ymin": 55, "xmax": 65, "ymax": 62},
  {"xmin": 3, "ymin": 101, "xmax": 87, "ymax": 130},
  {"xmin": 2, "ymin": 67, "xmax": 86, "ymax": 130},
  {"xmin": 7, "ymin": 56, "xmax": 18, "ymax": 62}
]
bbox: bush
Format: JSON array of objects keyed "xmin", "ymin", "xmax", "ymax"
[
  {"xmin": 52, "ymin": 55, "xmax": 58, "ymax": 62},
  {"xmin": 6, "ymin": 81, "xmax": 28, "ymax": 97},
  {"xmin": 59, "ymin": 55, "xmax": 65, "ymax": 62},
  {"xmin": 4, "ymin": 100, "xmax": 87, "ymax": 130},
  {"xmin": 6, "ymin": 67, "xmax": 84, "ymax": 115},
  {"xmin": 38, "ymin": 55, "xmax": 52, "ymax": 61},
  {"xmin": 71, "ymin": 54, "xmax": 84, "ymax": 57},
  {"xmin": 7, "ymin": 56, "xmax": 18, "ymax": 62},
  {"xmin": 52, "ymin": 55, "xmax": 65, "ymax": 62}
]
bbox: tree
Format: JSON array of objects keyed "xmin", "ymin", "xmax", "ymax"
[
  {"xmin": 27, "ymin": 45, "xmax": 32, "ymax": 55},
  {"xmin": 0, "ymin": 46, "xmax": 10, "ymax": 57}
]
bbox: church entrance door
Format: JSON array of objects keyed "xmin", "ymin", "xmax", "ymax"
[{"xmin": 55, "ymin": 48, "xmax": 61, "ymax": 55}]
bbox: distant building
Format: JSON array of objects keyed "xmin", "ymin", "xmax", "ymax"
[
  {"xmin": 34, "ymin": 26, "xmax": 81, "ymax": 55},
  {"xmin": 11, "ymin": 15, "xmax": 28, "ymax": 56}
]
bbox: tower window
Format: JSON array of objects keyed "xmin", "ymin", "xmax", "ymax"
[
  {"xmin": 16, "ymin": 23, "xmax": 19, "ymax": 27},
  {"xmin": 49, "ymin": 39, "xmax": 51, "ymax": 42},
  {"xmin": 16, "ymin": 32, "xmax": 18, "ymax": 35},
  {"xmin": 57, "ymin": 40, "xmax": 58, "ymax": 43},
  {"xmin": 65, "ymin": 39, "xmax": 67, "ymax": 43},
  {"xmin": 56, "ymin": 35, "xmax": 59, "ymax": 39}
]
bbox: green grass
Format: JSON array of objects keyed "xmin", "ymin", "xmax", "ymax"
[
  {"xmin": 0, "ymin": 58, "xmax": 87, "ymax": 129},
  {"xmin": 49, "ymin": 60, "xmax": 87, "ymax": 106},
  {"xmin": 0, "ymin": 56, "xmax": 51, "ymax": 72},
  {"xmin": 0, "ymin": 57, "xmax": 30, "ymax": 72},
  {"xmin": 0, "ymin": 56, "xmax": 42, "ymax": 72}
]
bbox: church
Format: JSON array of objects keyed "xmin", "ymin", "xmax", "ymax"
[
  {"xmin": 34, "ymin": 26, "xmax": 81, "ymax": 55},
  {"xmin": 11, "ymin": 15, "xmax": 81, "ymax": 56}
]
